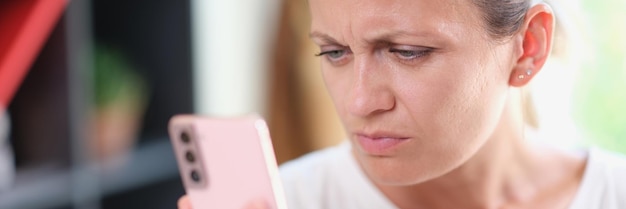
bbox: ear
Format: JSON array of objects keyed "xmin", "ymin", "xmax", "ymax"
[{"xmin": 509, "ymin": 3, "xmax": 555, "ymax": 87}]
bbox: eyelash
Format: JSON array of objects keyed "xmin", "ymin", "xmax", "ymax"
[
  {"xmin": 314, "ymin": 50, "xmax": 340, "ymax": 57},
  {"xmin": 315, "ymin": 49, "xmax": 350, "ymax": 65},
  {"xmin": 313, "ymin": 47, "xmax": 433, "ymax": 65},
  {"xmin": 388, "ymin": 48, "xmax": 433, "ymax": 61}
]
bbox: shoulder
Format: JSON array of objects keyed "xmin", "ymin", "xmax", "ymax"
[
  {"xmin": 279, "ymin": 141, "xmax": 354, "ymax": 184},
  {"xmin": 278, "ymin": 141, "xmax": 352, "ymax": 208},
  {"xmin": 590, "ymin": 148, "xmax": 626, "ymax": 190},
  {"xmin": 572, "ymin": 148, "xmax": 626, "ymax": 209},
  {"xmin": 278, "ymin": 141, "xmax": 397, "ymax": 209}
]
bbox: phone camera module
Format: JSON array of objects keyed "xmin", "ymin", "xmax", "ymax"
[
  {"xmin": 190, "ymin": 170, "xmax": 201, "ymax": 183},
  {"xmin": 181, "ymin": 132, "xmax": 191, "ymax": 144},
  {"xmin": 185, "ymin": 151, "xmax": 196, "ymax": 163}
]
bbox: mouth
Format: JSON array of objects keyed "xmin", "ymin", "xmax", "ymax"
[{"xmin": 355, "ymin": 132, "xmax": 410, "ymax": 156}]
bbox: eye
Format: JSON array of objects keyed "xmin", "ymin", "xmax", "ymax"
[
  {"xmin": 388, "ymin": 47, "xmax": 433, "ymax": 61},
  {"xmin": 316, "ymin": 50, "xmax": 346, "ymax": 59},
  {"xmin": 392, "ymin": 50, "xmax": 420, "ymax": 58},
  {"xmin": 315, "ymin": 48, "xmax": 351, "ymax": 64}
]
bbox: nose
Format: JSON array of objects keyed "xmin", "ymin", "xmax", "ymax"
[{"xmin": 347, "ymin": 57, "xmax": 395, "ymax": 117}]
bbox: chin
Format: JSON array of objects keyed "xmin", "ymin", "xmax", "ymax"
[{"xmin": 354, "ymin": 151, "xmax": 456, "ymax": 186}]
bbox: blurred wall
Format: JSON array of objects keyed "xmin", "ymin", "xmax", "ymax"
[
  {"xmin": 191, "ymin": 0, "xmax": 280, "ymax": 116},
  {"xmin": 268, "ymin": 0, "xmax": 345, "ymax": 163},
  {"xmin": 190, "ymin": 0, "xmax": 346, "ymax": 164}
]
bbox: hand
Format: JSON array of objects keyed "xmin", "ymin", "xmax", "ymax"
[
  {"xmin": 177, "ymin": 195, "xmax": 270, "ymax": 209},
  {"xmin": 177, "ymin": 195, "xmax": 191, "ymax": 209}
]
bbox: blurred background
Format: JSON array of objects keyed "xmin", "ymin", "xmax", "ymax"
[{"xmin": 0, "ymin": 0, "xmax": 624, "ymax": 208}]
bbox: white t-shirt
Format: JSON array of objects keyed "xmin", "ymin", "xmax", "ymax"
[{"xmin": 279, "ymin": 141, "xmax": 626, "ymax": 209}]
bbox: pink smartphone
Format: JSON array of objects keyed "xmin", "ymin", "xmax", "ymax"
[{"xmin": 168, "ymin": 114, "xmax": 287, "ymax": 209}]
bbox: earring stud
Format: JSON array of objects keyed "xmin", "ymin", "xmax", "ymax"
[{"xmin": 518, "ymin": 69, "xmax": 532, "ymax": 79}]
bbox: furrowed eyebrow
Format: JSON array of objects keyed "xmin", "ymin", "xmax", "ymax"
[
  {"xmin": 309, "ymin": 31, "xmax": 341, "ymax": 45},
  {"xmin": 310, "ymin": 30, "xmax": 439, "ymax": 46},
  {"xmin": 365, "ymin": 30, "xmax": 436, "ymax": 45}
]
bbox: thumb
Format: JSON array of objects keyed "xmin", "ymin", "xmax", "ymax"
[
  {"xmin": 243, "ymin": 199, "xmax": 270, "ymax": 209},
  {"xmin": 177, "ymin": 195, "xmax": 192, "ymax": 209}
]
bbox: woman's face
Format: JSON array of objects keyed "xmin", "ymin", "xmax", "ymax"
[{"xmin": 309, "ymin": 0, "xmax": 520, "ymax": 185}]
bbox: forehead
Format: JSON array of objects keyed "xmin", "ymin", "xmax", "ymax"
[{"xmin": 308, "ymin": 0, "xmax": 484, "ymax": 43}]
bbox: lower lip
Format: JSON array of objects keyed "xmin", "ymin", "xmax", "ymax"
[{"xmin": 356, "ymin": 135, "xmax": 409, "ymax": 155}]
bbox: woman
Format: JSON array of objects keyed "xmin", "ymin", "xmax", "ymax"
[{"xmin": 180, "ymin": 0, "xmax": 626, "ymax": 208}]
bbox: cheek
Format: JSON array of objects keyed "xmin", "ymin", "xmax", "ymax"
[
  {"xmin": 440, "ymin": 74, "xmax": 499, "ymax": 138},
  {"xmin": 321, "ymin": 65, "xmax": 351, "ymax": 116},
  {"xmin": 399, "ymin": 60, "xmax": 508, "ymax": 151},
  {"xmin": 443, "ymin": 57, "xmax": 509, "ymax": 140}
]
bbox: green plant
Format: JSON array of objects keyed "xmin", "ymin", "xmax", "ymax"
[{"xmin": 93, "ymin": 44, "xmax": 147, "ymax": 108}]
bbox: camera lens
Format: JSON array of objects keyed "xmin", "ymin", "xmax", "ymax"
[
  {"xmin": 190, "ymin": 170, "xmax": 201, "ymax": 182},
  {"xmin": 185, "ymin": 151, "xmax": 195, "ymax": 163},
  {"xmin": 181, "ymin": 132, "xmax": 191, "ymax": 144}
]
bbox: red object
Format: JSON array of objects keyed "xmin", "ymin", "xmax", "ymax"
[{"xmin": 0, "ymin": 0, "xmax": 68, "ymax": 109}]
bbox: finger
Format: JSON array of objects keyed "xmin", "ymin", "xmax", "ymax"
[
  {"xmin": 243, "ymin": 199, "xmax": 270, "ymax": 209},
  {"xmin": 178, "ymin": 195, "xmax": 192, "ymax": 209}
]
